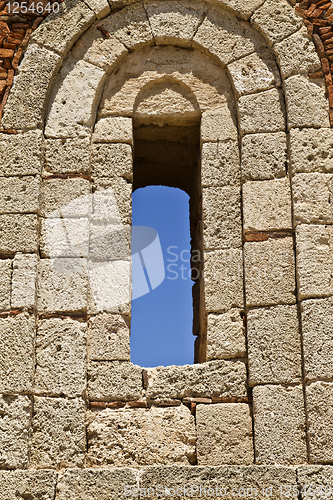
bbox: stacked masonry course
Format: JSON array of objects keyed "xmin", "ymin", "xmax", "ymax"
[{"xmin": 2, "ymin": 0, "xmax": 333, "ymax": 496}]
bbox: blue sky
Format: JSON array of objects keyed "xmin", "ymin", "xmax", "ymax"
[{"xmin": 130, "ymin": 186, "xmax": 195, "ymax": 367}]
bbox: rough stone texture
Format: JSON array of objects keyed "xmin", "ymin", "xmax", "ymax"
[
  {"xmin": 0, "ymin": 214, "xmax": 38, "ymax": 255},
  {"xmin": 243, "ymin": 177, "xmax": 292, "ymax": 232},
  {"xmin": 89, "ymin": 223, "xmax": 130, "ymax": 261},
  {"xmin": 201, "ymin": 110, "xmax": 238, "ymax": 142},
  {"xmin": 11, "ymin": 253, "xmax": 37, "ymax": 309},
  {"xmin": 196, "ymin": 403, "xmax": 253, "ymax": 466},
  {"xmin": 93, "ymin": 117, "xmax": 133, "ymax": 144},
  {"xmin": 88, "ymin": 361, "xmax": 142, "ymax": 401},
  {"xmin": 0, "ymin": 131, "xmax": 43, "ymax": 177},
  {"xmin": 206, "ymin": 309, "xmax": 246, "ymax": 361},
  {"xmin": 290, "ymin": 128, "xmax": 333, "ymax": 174},
  {"xmin": 285, "ymin": 76, "xmax": 330, "ymax": 130},
  {"xmin": 306, "ymin": 382, "xmax": 333, "ymax": 464},
  {"xmin": 244, "ymin": 237, "xmax": 296, "ymax": 307},
  {"xmin": 86, "ymin": 405, "xmax": 196, "ymax": 467},
  {"xmin": 0, "ymin": 470, "xmax": 57, "ymax": 500},
  {"xmin": 204, "ymin": 249, "xmax": 244, "ymax": 312},
  {"xmin": 247, "ymin": 305, "xmax": 302, "ymax": 386},
  {"xmin": 40, "ymin": 178, "xmax": 91, "ymax": 218},
  {"xmin": 0, "ymin": 260, "xmax": 11, "ymax": 311},
  {"xmin": 93, "ymin": 177, "xmax": 132, "ymax": 226},
  {"xmin": 203, "ymin": 187, "xmax": 242, "ymax": 250},
  {"xmin": 253, "ymin": 385, "xmax": 307, "ymax": 465},
  {"xmin": 298, "ymin": 466, "xmax": 333, "ymax": 499},
  {"xmin": 83, "ymin": 0, "xmax": 110, "ymax": 18},
  {"xmin": 201, "ymin": 141, "xmax": 240, "ymax": 187},
  {"xmin": 238, "ymin": 89, "xmax": 285, "ymax": 135},
  {"xmin": 228, "ymin": 48, "xmax": 281, "ymax": 98},
  {"xmin": 30, "ymin": 397, "xmax": 86, "ymax": 469},
  {"xmin": 0, "ymin": 314, "xmax": 34, "ymax": 393},
  {"xmin": 241, "ymin": 132, "xmax": 287, "ymax": 181},
  {"xmin": 292, "ymin": 173, "xmax": 333, "ymax": 225},
  {"xmin": 92, "ymin": 143, "xmax": 133, "ymax": 180},
  {"xmin": 218, "ymin": 0, "xmax": 265, "ymax": 20},
  {"xmin": 0, "ymin": 176, "xmax": 39, "ymax": 214},
  {"xmin": 146, "ymin": 360, "xmax": 247, "ymax": 400},
  {"xmin": 88, "ymin": 314, "xmax": 130, "ymax": 361},
  {"xmin": 40, "ymin": 217, "xmax": 89, "ymax": 258},
  {"xmin": 0, "ymin": 395, "xmax": 31, "ymax": 469},
  {"xmin": 252, "ymin": 0, "xmax": 302, "ymax": 45},
  {"xmin": 45, "ymin": 138, "xmax": 91, "ymax": 174},
  {"xmin": 35, "ymin": 318, "xmax": 87, "ymax": 397}
]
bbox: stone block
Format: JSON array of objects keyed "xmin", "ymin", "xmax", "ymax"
[
  {"xmin": 37, "ymin": 258, "xmax": 88, "ymax": 313},
  {"xmin": 11, "ymin": 253, "xmax": 37, "ymax": 309},
  {"xmin": 253, "ymin": 385, "xmax": 307, "ymax": 465},
  {"xmin": 88, "ymin": 361, "xmax": 142, "ymax": 401},
  {"xmin": 35, "ymin": 318, "xmax": 87, "ymax": 397},
  {"xmin": 201, "ymin": 109, "xmax": 238, "ymax": 142},
  {"xmin": 306, "ymin": 382, "xmax": 333, "ymax": 463},
  {"xmin": 204, "ymin": 249, "xmax": 244, "ymax": 312},
  {"xmin": 40, "ymin": 218, "xmax": 89, "ymax": 258},
  {"xmin": 83, "ymin": 0, "xmax": 110, "ymax": 18},
  {"xmin": 285, "ymin": 76, "xmax": 330, "ymax": 130},
  {"xmin": 93, "ymin": 177, "xmax": 132, "ymax": 226},
  {"xmin": 252, "ymin": 0, "xmax": 302, "ymax": 45},
  {"xmin": 218, "ymin": 0, "xmax": 265, "ymax": 20},
  {"xmin": 92, "ymin": 143, "xmax": 133, "ymax": 180},
  {"xmin": 31, "ymin": 396, "xmax": 85, "ymax": 469},
  {"xmin": 89, "ymin": 223, "xmax": 131, "ymax": 261},
  {"xmin": 196, "ymin": 403, "xmax": 253, "ymax": 465},
  {"xmin": 228, "ymin": 48, "xmax": 281, "ymax": 97},
  {"xmin": 93, "ymin": 117, "xmax": 133, "ymax": 144},
  {"xmin": 88, "ymin": 313, "xmax": 130, "ymax": 361},
  {"xmin": 0, "ymin": 470, "xmax": 57, "ymax": 500},
  {"xmin": 238, "ymin": 88, "xmax": 285, "ymax": 135},
  {"xmin": 206, "ymin": 309, "xmax": 246, "ymax": 361},
  {"xmin": 40, "ymin": 178, "xmax": 91, "ymax": 218},
  {"xmin": 241, "ymin": 132, "xmax": 287, "ymax": 181},
  {"xmin": 0, "ymin": 260, "xmax": 11, "ymax": 311},
  {"xmin": 244, "ymin": 237, "xmax": 296, "ymax": 307},
  {"xmin": 201, "ymin": 141, "xmax": 240, "ymax": 188},
  {"xmin": 243, "ymin": 177, "xmax": 292, "ymax": 232},
  {"xmin": 0, "ymin": 314, "xmax": 34, "ymax": 393},
  {"xmin": 86, "ymin": 405, "xmax": 196, "ymax": 467},
  {"xmin": 0, "ymin": 131, "xmax": 43, "ymax": 177},
  {"xmin": 203, "ymin": 187, "xmax": 242, "ymax": 250},
  {"xmin": 293, "ymin": 173, "xmax": 333, "ymax": 225},
  {"xmin": 290, "ymin": 128, "xmax": 333, "ymax": 174},
  {"xmin": 0, "ymin": 395, "xmax": 31, "ymax": 469},
  {"xmin": 0, "ymin": 176, "xmax": 39, "ymax": 214},
  {"xmin": 0, "ymin": 214, "xmax": 38, "ymax": 255},
  {"xmin": 247, "ymin": 305, "xmax": 302, "ymax": 386},
  {"xmin": 298, "ymin": 466, "xmax": 333, "ymax": 499},
  {"xmin": 146, "ymin": 360, "xmax": 247, "ymax": 400},
  {"xmin": 45, "ymin": 138, "xmax": 91, "ymax": 174}
]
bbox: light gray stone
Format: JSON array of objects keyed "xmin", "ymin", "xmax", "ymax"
[
  {"xmin": 88, "ymin": 361, "xmax": 142, "ymax": 401},
  {"xmin": 83, "ymin": 0, "xmax": 110, "ymax": 18},
  {"xmin": 196, "ymin": 403, "xmax": 253, "ymax": 466},
  {"xmin": 11, "ymin": 253, "xmax": 37, "ymax": 309},
  {"xmin": 35, "ymin": 318, "xmax": 87, "ymax": 397},
  {"xmin": 216, "ymin": 0, "xmax": 265, "ymax": 20},
  {"xmin": 238, "ymin": 88, "xmax": 285, "ymax": 135},
  {"xmin": 86, "ymin": 405, "xmax": 196, "ymax": 466},
  {"xmin": 253, "ymin": 385, "xmax": 307, "ymax": 465},
  {"xmin": 89, "ymin": 223, "xmax": 130, "ymax": 261},
  {"xmin": 0, "ymin": 260, "xmax": 11, "ymax": 311},
  {"xmin": 206, "ymin": 309, "xmax": 246, "ymax": 361},
  {"xmin": 298, "ymin": 466, "xmax": 333, "ymax": 499},
  {"xmin": 306, "ymin": 382, "xmax": 333, "ymax": 464},
  {"xmin": 93, "ymin": 117, "xmax": 133, "ymax": 144},
  {"xmin": 247, "ymin": 305, "xmax": 302, "ymax": 386},
  {"xmin": 252, "ymin": 0, "xmax": 302, "ymax": 45},
  {"xmin": 241, "ymin": 132, "xmax": 287, "ymax": 181},
  {"xmin": 40, "ymin": 218, "xmax": 89, "ymax": 258},
  {"xmin": 290, "ymin": 128, "xmax": 333, "ymax": 174},
  {"xmin": 45, "ymin": 138, "xmax": 91, "ymax": 174},
  {"xmin": 40, "ymin": 178, "xmax": 91, "ymax": 218},
  {"xmin": 88, "ymin": 313, "xmax": 130, "ymax": 361},
  {"xmin": 293, "ymin": 173, "xmax": 333, "ymax": 225},
  {"xmin": 0, "ymin": 395, "xmax": 31, "ymax": 469},
  {"xmin": 93, "ymin": 177, "xmax": 132, "ymax": 226},
  {"xmin": 201, "ymin": 141, "xmax": 240, "ymax": 187},
  {"xmin": 0, "ymin": 470, "xmax": 57, "ymax": 500},
  {"xmin": 92, "ymin": 143, "xmax": 133, "ymax": 180},
  {"xmin": 0, "ymin": 176, "xmax": 39, "ymax": 214},
  {"xmin": 0, "ymin": 214, "xmax": 38, "ymax": 255},
  {"xmin": 0, "ymin": 131, "xmax": 43, "ymax": 177}
]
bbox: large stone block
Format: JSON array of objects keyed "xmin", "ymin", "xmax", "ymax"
[
  {"xmin": 0, "ymin": 214, "xmax": 38, "ymax": 255},
  {"xmin": 219, "ymin": 0, "xmax": 265, "ymax": 20},
  {"xmin": 88, "ymin": 314, "xmax": 130, "ymax": 361},
  {"xmin": 45, "ymin": 138, "xmax": 91, "ymax": 174},
  {"xmin": 306, "ymin": 382, "xmax": 333, "ymax": 464},
  {"xmin": 35, "ymin": 318, "xmax": 87, "ymax": 397},
  {"xmin": 0, "ymin": 130, "xmax": 43, "ymax": 177},
  {"xmin": 11, "ymin": 253, "xmax": 37, "ymax": 309},
  {"xmin": 252, "ymin": 0, "xmax": 302, "ymax": 45},
  {"xmin": 89, "ymin": 223, "xmax": 130, "ymax": 261},
  {"xmin": 86, "ymin": 405, "xmax": 196, "ymax": 467},
  {"xmin": 298, "ymin": 466, "xmax": 333, "ymax": 499},
  {"xmin": 146, "ymin": 360, "xmax": 247, "ymax": 400},
  {"xmin": 93, "ymin": 176, "xmax": 131, "ymax": 227},
  {"xmin": 247, "ymin": 305, "xmax": 302, "ymax": 386},
  {"xmin": 201, "ymin": 109, "xmax": 238, "ymax": 142},
  {"xmin": 196, "ymin": 403, "xmax": 253, "ymax": 466},
  {"xmin": 253, "ymin": 385, "xmax": 307, "ymax": 465},
  {"xmin": 93, "ymin": 117, "xmax": 133, "ymax": 144},
  {"xmin": 238, "ymin": 88, "xmax": 285, "ymax": 135},
  {"xmin": 92, "ymin": 143, "xmax": 133, "ymax": 180},
  {"xmin": 293, "ymin": 173, "xmax": 333, "ymax": 225},
  {"xmin": 0, "ymin": 314, "xmax": 34, "ymax": 393},
  {"xmin": 0, "ymin": 176, "xmax": 39, "ymax": 214},
  {"xmin": 244, "ymin": 237, "xmax": 296, "ymax": 307},
  {"xmin": 290, "ymin": 128, "xmax": 333, "ymax": 174},
  {"xmin": 30, "ymin": 396, "xmax": 86, "ymax": 469},
  {"xmin": 40, "ymin": 217, "xmax": 89, "ymax": 258},
  {"xmin": 88, "ymin": 361, "xmax": 142, "ymax": 401},
  {"xmin": 40, "ymin": 178, "xmax": 91, "ymax": 218},
  {"xmin": 241, "ymin": 132, "xmax": 287, "ymax": 181},
  {"xmin": 0, "ymin": 395, "xmax": 31, "ymax": 469},
  {"xmin": 243, "ymin": 177, "xmax": 292, "ymax": 232},
  {"xmin": 206, "ymin": 309, "xmax": 246, "ymax": 361},
  {"xmin": 0, "ymin": 260, "xmax": 11, "ymax": 311},
  {"xmin": 0, "ymin": 470, "xmax": 57, "ymax": 500},
  {"xmin": 201, "ymin": 141, "xmax": 240, "ymax": 188}
]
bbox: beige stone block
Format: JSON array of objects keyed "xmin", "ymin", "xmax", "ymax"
[
  {"xmin": 35, "ymin": 318, "xmax": 87, "ymax": 397},
  {"xmin": 201, "ymin": 141, "xmax": 240, "ymax": 188},
  {"xmin": 244, "ymin": 237, "xmax": 296, "ymax": 307},
  {"xmin": 0, "ymin": 470, "xmax": 57, "ymax": 500},
  {"xmin": 30, "ymin": 396, "xmax": 85, "ymax": 469},
  {"xmin": 93, "ymin": 117, "xmax": 133, "ymax": 144},
  {"xmin": 40, "ymin": 218, "xmax": 89, "ymax": 258},
  {"xmin": 11, "ymin": 253, "xmax": 37, "ymax": 309},
  {"xmin": 0, "ymin": 131, "xmax": 43, "ymax": 177},
  {"xmin": 216, "ymin": 0, "xmax": 265, "ymax": 20},
  {"xmin": 204, "ymin": 249, "xmax": 244, "ymax": 312},
  {"xmin": 248, "ymin": 305, "xmax": 302, "ymax": 386},
  {"xmin": 88, "ymin": 314, "xmax": 130, "ymax": 361},
  {"xmin": 243, "ymin": 177, "xmax": 292, "ymax": 232},
  {"xmin": 0, "ymin": 214, "xmax": 38, "ymax": 255},
  {"xmin": 90, "ymin": 224, "xmax": 130, "ymax": 261},
  {"xmin": 0, "ymin": 260, "xmax": 11, "ymax": 311},
  {"xmin": 0, "ymin": 176, "xmax": 39, "ymax": 214},
  {"xmin": 196, "ymin": 403, "xmax": 253, "ymax": 466},
  {"xmin": 45, "ymin": 138, "xmax": 91, "ymax": 174},
  {"xmin": 203, "ymin": 187, "xmax": 242, "ymax": 250},
  {"xmin": 253, "ymin": 385, "xmax": 307, "ymax": 465},
  {"xmin": 93, "ymin": 177, "xmax": 132, "ymax": 226},
  {"xmin": 293, "ymin": 173, "xmax": 333, "ymax": 225},
  {"xmin": 83, "ymin": 0, "xmax": 110, "ymax": 18},
  {"xmin": 92, "ymin": 143, "xmax": 133, "ymax": 180},
  {"xmin": 86, "ymin": 405, "xmax": 196, "ymax": 467},
  {"xmin": 0, "ymin": 314, "xmax": 34, "ymax": 393},
  {"xmin": 0, "ymin": 395, "xmax": 31, "ymax": 469},
  {"xmin": 207, "ymin": 309, "xmax": 246, "ymax": 361},
  {"xmin": 88, "ymin": 361, "xmax": 142, "ymax": 401},
  {"xmin": 228, "ymin": 48, "xmax": 281, "ymax": 98},
  {"xmin": 252, "ymin": 0, "xmax": 302, "ymax": 45},
  {"xmin": 241, "ymin": 132, "xmax": 287, "ymax": 181},
  {"xmin": 40, "ymin": 178, "xmax": 91, "ymax": 218},
  {"xmin": 285, "ymin": 76, "xmax": 330, "ymax": 130},
  {"xmin": 238, "ymin": 88, "xmax": 285, "ymax": 135},
  {"xmin": 201, "ymin": 109, "xmax": 238, "ymax": 142},
  {"xmin": 298, "ymin": 466, "xmax": 333, "ymax": 499},
  {"xmin": 37, "ymin": 258, "xmax": 88, "ymax": 313},
  {"xmin": 290, "ymin": 128, "xmax": 333, "ymax": 174},
  {"xmin": 146, "ymin": 360, "xmax": 247, "ymax": 400},
  {"xmin": 306, "ymin": 381, "xmax": 333, "ymax": 463}
]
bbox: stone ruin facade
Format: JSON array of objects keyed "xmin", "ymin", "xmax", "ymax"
[{"xmin": 2, "ymin": 0, "xmax": 333, "ymax": 497}]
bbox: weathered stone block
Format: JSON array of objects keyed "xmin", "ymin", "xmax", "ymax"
[
  {"xmin": 247, "ymin": 305, "xmax": 302, "ymax": 386},
  {"xmin": 93, "ymin": 177, "xmax": 132, "ymax": 226},
  {"xmin": 35, "ymin": 318, "xmax": 87, "ymax": 397},
  {"xmin": 293, "ymin": 173, "xmax": 333, "ymax": 225},
  {"xmin": 253, "ymin": 385, "xmax": 307, "ymax": 465},
  {"xmin": 92, "ymin": 143, "xmax": 133, "ymax": 180},
  {"xmin": 0, "ymin": 395, "xmax": 31, "ymax": 469},
  {"xmin": 238, "ymin": 88, "xmax": 285, "ymax": 135},
  {"xmin": 0, "ymin": 176, "xmax": 39, "ymax": 214},
  {"xmin": 244, "ymin": 237, "xmax": 296, "ymax": 307},
  {"xmin": 0, "ymin": 131, "xmax": 43, "ymax": 177},
  {"xmin": 201, "ymin": 109, "xmax": 238, "ymax": 142},
  {"xmin": 218, "ymin": 0, "xmax": 265, "ymax": 20},
  {"xmin": 88, "ymin": 361, "xmax": 142, "ymax": 401},
  {"xmin": 0, "ymin": 314, "xmax": 34, "ymax": 393},
  {"xmin": 11, "ymin": 253, "xmax": 37, "ymax": 309},
  {"xmin": 30, "ymin": 396, "xmax": 85, "ymax": 469},
  {"xmin": 40, "ymin": 218, "xmax": 89, "ymax": 258},
  {"xmin": 0, "ymin": 260, "xmax": 11, "ymax": 311},
  {"xmin": 201, "ymin": 141, "xmax": 240, "ymax": 187},
  {"xmin": 241, "ymin": 132, "xmax": 287, "ymax": 181},
  {"xmin": 206, "ymin": 309, "xmax": 246, "ymax": 361},
  {"xmin": 252, "ymin": 0, "xmax": 302, "ymax": 45},
  {"xmin": 0, "ymin": 470, "xmax": 57, "ymax": 500},
  {"xmin": 86, "ymin": 405, "xmax": 196, "ymax": 466},
  {"xmin": 40, "ymin": 178, "xmax": 91, "ymax": 218},
  {"xmin": 298, "ymin": 466, "xmax": 333, "ymax": 499},
  {"xmin": 88, "ymin": 314, "xmax": 130, "ymax": 361},
  {"xmin": 196, "ymin": 403, "xmax": 253, "ymax": 466},
  {"xmin": 83, "ymin": 0, "xmax": 110, "ymax": 18},
  {"xmin": 243, "ymin": 177, "xmax": 292, "ymax": 232},
  {"xmin": 306, "ymin": 382, "xmax": 333, "ymax": 464},
  {"xmin": 290, "ymin": 128, "xmax": 333, "ymax": 174},
  {"xmin": 93, "ymin": 117, "xmax": 133, "ymax": 144},
  {"xmin": 0, "ymin": 214, "xmax": 38, "ymax": 255},
  {"xmin": 45, "ymin": 138, "xmax": 91, "ymax": 174},
  {"xmin": 89, "ymin": 224, "xmax": 130, "ymax": 261}
]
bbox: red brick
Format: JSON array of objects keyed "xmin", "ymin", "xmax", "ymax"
[
  {"xmin": 0, "ymin": 48, "xmax": 14, "ymax": 58},
  {"xmin": 244, "ymin": 233, "xmax": 269, "ymax": 242},
  {"xmin": 90, "ymin": 402, "xmax": 106, "ymax": 409},
  {"xmin": 127, "ymin": 401, "xmax": 148, "ymax": 408},
  {"xmin": 107, "ymin": 401, "xmax": 126, "ymax": 409},
  {"xmin": 313, "ymin": 34, "xmax": 326, "ymax": 58},
  {"xmin": 322, "ymin": 57, "xmax": 330, "ymax": 73}
]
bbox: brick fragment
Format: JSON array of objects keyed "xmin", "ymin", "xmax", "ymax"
[
  {"xmin": 307, "ymin": 3, "xmax": 317, "ymax": 15},
  {"xmin": 325, "ymin": 71, "xmax": 332, "ymax": 86},
  {"xmin": 322, "ymin": 57, "xmax": 330, "ymax": 73},
  {"xmin": 244, "ymin": 232, "xmax": 269, "ymax": 242},
  {"xmin": 157, "ymin": 400, "xmax": 182, "ymax": 407},
  {"xmin": 183, "ymin": 397, "xmax": 212, "ymax": 404},
  {"xmin": 107, "ymin": 401, "xmax": 126, "ymax": 409},
  {"xmin": 127, "ymin": 401, "xmax": 148, "ymax": 408},
  {"xmin": 323, "ymin": 36, "xmax": 333, "ymax": 44},
  {"xmin": 313, "ymin": 34, "xmax": 326, "ymax": 58},
  {"xmin": 90, "ymin": 402, "xmax": 106, "ymax": 409},
  {"xmin": 319, "ymin": 26, "xmax": 332, "ymax": 34},
  {"xmin": 191, "ymin": 402, "xmax": 196, "ymax": 415},
  {"xmin": 304, "ymin": 19, "xmax": 314, "ymax": 35},
  {"xmin": 309, "ymin": 71, "xmax": 324, "ymax": 78},
  {"xmin": 310, "ymin": 8, "xmax": 324, "ymax": 17},
  {"xmin": 0, "ymin": 48, "xmax": 14, "ymax": 57},
  {"xmin": 312, "ymin": 19, "xmax": 328, "ymax": 25}
]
